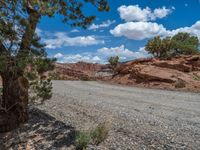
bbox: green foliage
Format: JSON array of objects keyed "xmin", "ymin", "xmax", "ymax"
[
  {"xmin": 90, "ymin": 122, "xmax": 109, "ymax": 145},
  {"xmin": 0, "ymin": 0, "xmax": 109, "ymax": 106},
  {"xmin": 171, "ymin": 32, "xmax": 199, "ymax": 55},
  {"xmin": 75, "ymin": 122, "xmax": 110, "ymax": 150},
  {"xmin": 193, "ymin": 75, "xmax": 200, "ymax": 81},
  {"xmin": 145, "ymin": 32, "xmax": 200, "ymax": 58},
  {"xmin": 49, "ymin": 72, "xmax": 61, "ymax": 80},
  {"xmin": 108, "ymin": 56, "xmax": 119, "ymax": 70},
  {"xmin": 75, "ymin": 131, "xmax": 91, "ymax": 150},
  {"xmin": 29, "ymin": 79, "xmax": 53, "ymax": 104}
]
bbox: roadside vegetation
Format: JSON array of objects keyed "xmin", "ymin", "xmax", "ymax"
[
  {"xmin": 145, "ymin": 32, "xmax": 200, "ymax": 59},
  {"xmin": 108, "ymin": 56, "xmax": 119, "ymax": 72},
  {"xmin": 75, "ymin": 121, "xmax": 111, "ymax": 150}
]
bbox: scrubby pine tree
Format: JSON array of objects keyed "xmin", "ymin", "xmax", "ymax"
[
  {"xmin": 108, "ymin": 56, "xmax": 119, "ymax": 71},
  {"xmin": 145, "ymin": 32, "xmax": 199, "ymax": 58},
  {"xmin": 0, "ymin": 0, "xmax": 109, "ymax": 132}
]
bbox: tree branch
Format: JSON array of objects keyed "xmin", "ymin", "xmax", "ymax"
[{"xmin": 17, "ymin": 6, "xmax": 40, "ymax": 58}]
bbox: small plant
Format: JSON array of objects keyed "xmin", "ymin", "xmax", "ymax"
[
  {"xmin": 175, "ymin": 79, "xmax": 186, "ymax": 88},
  {"xmin": 75, "ymin": 131, "xmax": 91, "ymax": 150},
  {"xmin": 75, "ymin": 121, "xmax": 111, "ymax": 150},
  {"xmin": 80, "ymin": 76, "xmax": 90, "ymax": 81},
  {"xmin": 90, "ymin": 122, "xmax": 110, "ymax": 145},
  {"xmin": 49, "ymin": 72, "xmax": 61, "ymax": 80},
  {"xmin": 193, "ymin": 75, "xmax": 200, "ymax": 81},
  {"xmin": 108, "ymin": 56, "xmax": 119, "ymax": 72}
]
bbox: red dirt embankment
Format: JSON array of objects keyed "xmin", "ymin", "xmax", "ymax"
[{"xmin": 111, "ymin": 55, "xmax": 200, "ymax": 92}]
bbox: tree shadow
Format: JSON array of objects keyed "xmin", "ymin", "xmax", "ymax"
[{"xmin": 0, "ymin": 107, "xmax": 76, "ymax": 150}]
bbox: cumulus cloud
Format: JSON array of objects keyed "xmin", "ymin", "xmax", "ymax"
[
  {"xmin": 118, "ymin": 5, "xmax": 173, "ymax": 22},
  {"xmin": 110, "ymin": 22, "xmax": 167, "ymax": 40},
  {"xmin": 89, "ymin": 20, "xmax": 116, "ymax": 30},
  {"xmin": 168, "ymin": 21, "xmax": 200, "ymax": 39},
  {"xmin": 98, "ymin": 45, "xmax": 150, "ymax": 61},
  {"xmin": 98, "ymin": 45, "xmax": 134, "ymax": 57},
  {"xmin": 53, "ymin": 45, "xmax": 150, "ymax": 64},
  {"xmin": 54, "ymin": 53, "xmax": 64, "ymax": 58},
  {"xmin": 110, "ymin": 20, "xmax": 200, "ymax": 40},
  {"xmin": 53, "ymin": 53, "xmax": 102, "ymax": 63},
  {"xmin": 43, "ymin": 32, "xmax": 104, "ymax": 49}
]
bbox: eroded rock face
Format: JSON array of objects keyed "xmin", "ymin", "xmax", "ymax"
[
  {"xmin": 53, "ymin": 62, "xmax": 105, "ymax": 80},
  {"xmin": 112, "ymin": 55, "xmax": 200, "ymax": 92}
]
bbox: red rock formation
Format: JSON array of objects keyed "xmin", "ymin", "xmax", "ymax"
[
  {"xmin": 52, "ymin": 62, "xmax": 104, "ymax": 80},
  {"xmin": 111, "ymin": 55, "xmax": 200, "ymax": 92}
]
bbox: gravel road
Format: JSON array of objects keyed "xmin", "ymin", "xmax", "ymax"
[{"xmin": 38, "ymin": 80, "xmax": 200, "ymax": 149}]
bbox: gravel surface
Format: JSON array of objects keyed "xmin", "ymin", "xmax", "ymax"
[
  {"xmin": 1, "ymin": 80, "xmax": 200, "ymax": 149},
  {"xmin": 38, "ymin": 81, "xmax": 200, "ymax": 149}
]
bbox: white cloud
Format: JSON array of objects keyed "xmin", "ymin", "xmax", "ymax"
[
  {"xmin": 110, "ymin": 22, "xmax": 167, "ymax": 40},
  {"xmin": 54, "ymin": 53, "xmax": 103, "ymax": 63},
  {"xmin": 53, "ymin": 45, "xmax": 150, "ymax": 64},
  {"xmin": 36, "ymin": 28, "xmax": 42, "ymax": 36},
  {"xmin": 54, "ymin": 53, "xmax": 64, "ymax": 58},
  {"xmin": 110, "ymin": 20, "xmax": 200, "ymax": 40},
  {"xmin": 98, "ymin": 45, "xmax": 134, "ymax": 57},
  {"xmin": 43, "ymin": 32, "xmax": 104, "ymax": 49},
  {"xmin": 118, "ymin": 5, "xmax": 173, "ymax": 22},
  {"xmin": 71, "ymin": 29, "xmax": 80, "ymax": 33},
  {"xmin": 89, "ymin": 20, "xmax": 116, "ymax": 30},
  {"xmin": 168, "ymin": 21, "xmax": 200, "ymax": 39},
  {"xmin": 98, "ymin": 45, "xmax": 150, "ymax": 61},
  {"xmin": 153, "ymin": 7, "xmax": 173, "ymax": 19}
]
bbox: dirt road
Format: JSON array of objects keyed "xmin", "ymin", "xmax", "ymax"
[{"xmin": 38, "ymin": 81, "xmax": 200, "ymax": 149}]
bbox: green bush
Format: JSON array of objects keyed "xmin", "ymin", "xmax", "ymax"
[
  {"xmin": 90, "ymin": 122, "xmax": 109, "ymax": 145},
  {"xmin": 108, "ymin": 56, "xmax": 119, "ymax": 71},
  {"xmin": 145, "ymin": 32, "xmax": 200, "ymax": 59},
  {"xmin": 75, "ymin": 121, "xmax": 110, "ymax": 149},
  {"xmin": 75, "ymin": 131, "xmax": 91, "ymax": 150}
]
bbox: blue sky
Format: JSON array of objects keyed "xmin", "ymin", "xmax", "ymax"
[{"xmin": 37, "ymin": 0, "xmax": 200, "ymax": 63}]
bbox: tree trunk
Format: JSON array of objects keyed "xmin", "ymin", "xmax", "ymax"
[{"xmin": 0, "ymin": 74, "xmax": 29, "ymax": 133}]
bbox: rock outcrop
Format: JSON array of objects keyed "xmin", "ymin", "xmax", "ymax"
[{"xmin": 112, "ymin": 55, "xmax": 200, "ymax": 92}]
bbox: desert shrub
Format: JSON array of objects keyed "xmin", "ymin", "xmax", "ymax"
[
  {"xmin": 145, "ymin": 32, "xmax": 200, "ymax": 59},
  {"xmin": 75, "ymin": 131, "xmax": 91, "ymax": 150},
  {"xmin": 108, "ymin": 56, "xmax": 119, "ymax": 71},
  {"xmin": 75, "ymin": 121, "xmax": 110, "ymax": 149},
  {"xmin": 90, "ymin": 122, "xmax": 109, "ymax": 145},
  {"xmin": 193, "ymin": 75, "xmax": 200, "ymax": 81},
  {"xmin": 49, "ymin": 72, "xmax": 61, "ymax": 80},
  {"xmin": 174, "ymin": 79, "xmax": 186, "ymax": 88},
  {"xmin": 80, "ymin": 76, "xmax": 90, "ymax": 81}
]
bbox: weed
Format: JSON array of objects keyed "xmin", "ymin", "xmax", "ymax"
[
  {"xmin": 193, "ymin": 75, "xmax": 200, "ymax": 81},
  {"xmin": 175, "ymin": 79, "xmax": 186, "ymax": 88},
  {"xmin": 75, "ymin": 121, "xmax": 111, "ymax": 149},
  {"xmin": 90, "ymin": 122, "xmax": 110, "ymax": 145},
  {"xmin": 75, "ymin": 131, "xmax": 91, "ymax": 150}
]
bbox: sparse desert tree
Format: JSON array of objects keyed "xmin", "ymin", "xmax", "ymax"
[
  {"xmin": 145, "ymin": 32, "xmax": 200, "ymax": 58},
  {"xmin": 0, "ymin": 0, "xmax": 109, "ymax": 132},
  {"xmin": 108, "ymin": 56, "xmax": 119, "ymax": 71},
  {"xmin": 145, "ymin": 36, "xmax": 173, "ymax": 58},
  {"xmin": 171, "ymin": 32, "xmax": 200, "ymax": 55}
]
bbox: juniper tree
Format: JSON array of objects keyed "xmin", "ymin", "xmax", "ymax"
[
  {"xmin": 0, "ymin": 0, "xmax": 109, "ymax": 132},
  {"xmin": 145, "ymin": 32, "xmax": 199, "ymax": 58}
]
